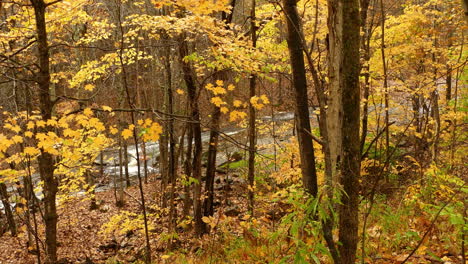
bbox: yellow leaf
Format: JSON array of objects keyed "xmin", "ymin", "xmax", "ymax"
[
  {"xmin": 122, "ymin": 129, "xmax": 133, "ymax": 139},
  {"xmin": 11, "ymin": 135, "xmax": 23, "ymax": 144},
  {"xmin": 220, "ymin": 107, "xmax": 229, "ymax": 114},
  {"xmin": 84, "ymin": 84, "xmax": 95, "ymax": 91},
  {"xmin": 26, "ymin": 121, "xmax": 35, "ymax": 129},
  {"xmin": 110, "ymin": 126, "xmax": 119, "ymax": 135},
  {"xmin": 202, "ymin": 216, "xmax": 211, "ymax": 224},
  {"xmin": 83, "ymin": 108, "xmax": 93, "ymax": 116},
  {"xmin": 233, "ymin": 100, "xmax": 243, "ymax": 107},
  {"xmin": 47, "ymin": 119, "xmax": 58, "ymax": 126},
  {"xmin": 102, "ymin": 105, "xmax": 112, "ymax": 112},
  {"xmin": 215, "ymin": 80, "xmax": 224, "ymax": 86},
  {"xmin": 36, "ymin": 120, "xmax": 46, "ymax": 128},
  {"xmin": 24, "ymin": 147, "xmax": 40, "ymax": 156},
  {"xmin": 176, "ymin": 89, "xmax": 185, "ymax": 95},
  {"xmin": 210, "ymin": 96, "xmax": 225, "ymax": 107}
]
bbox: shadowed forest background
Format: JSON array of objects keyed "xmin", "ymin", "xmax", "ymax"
[{"xmin": 0, "ymin": 0, "xmax": 467, "ymax": 263}]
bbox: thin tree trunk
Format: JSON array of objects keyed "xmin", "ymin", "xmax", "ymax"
[
  {"xmin": 123, "ymin": 140, "xmax": 131, "ymax": 187},
  {"xmin": 183, "ymin": 122, "xmax": 193, "ymax": 217},
  {"xmin": 116, "ymin": 1, "xmax": 151, "ymax": 261},
  {"xmin": 178, "ymin": 34, "xmax": 203, "ymax": 236},
  {"xmin": 202, "ymin": 1, "xmax": 237, "ymax": 233},
  {"xmin": 30, "ymin": 1, "xmax": 58, "ymax": 262},
  {"xmin": 247, "ymin": 0, "xmax": 257, "ymax": 215},
  {"xmin": 142, "ymin": 140, "xmax": 148, "ymax": 184},
  {"xmin": 283, "ymin": 0, "xmax": 318, "ymax": 196},
  {"xmin": 203, "ymin": 106, "xmax": 221, "ymax": 224},
  {"xmin": 326, "ymin": 0, "xmax": 343, "ymax": 186},
  {"xmin": 118, "ymin": 136, "xmax": 125, "ymax": 206},
  {"xmin": 360, "ymin": 0, "xmax": 372, "ymax": 155},
  {"xmin": 164, "ymin": 48, "xmax": 177, "ymax": 231},
  {"xmin": 338, "ymin": 0, "xmax": 361, "ymax": 262},
  {"xmin": 0, "ymin": 183, "xmax": 16, "ymax": 236},
  {"xmin": 379, "ymin": 0, "xmax": 390, "ymax": 162}
]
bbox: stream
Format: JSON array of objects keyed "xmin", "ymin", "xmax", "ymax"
[{"xmin": 1, "ymin": 110, "xmax": 302, "ymax": 212}]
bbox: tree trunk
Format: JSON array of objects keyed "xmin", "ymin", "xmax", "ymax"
[
  {"xmin": 203, "ymin": 106, "xmax": 221, "ymax": 226},
  {"xmin": 116, "ymin": 1, "xmax": 151, "ymax": 261},
  {"xmin": 0, "ymin": 183, "xmax": 16, "ymax": 236},
  {"xmin": 380, "ymin": 0, "xmax": 390, "ymax": 162},
  {"xmin": 30, "ymin": 1, "xmax": 58, "ymax": 262},
  {"xmin": 247, "ymin": 0, "xmax": 258, "ymax": 215},
  {"xmin": 282, "ymin": 0, "xmax": 318, "ymax": 196},
  {"xmin": 326, "ymin": 0, "xmax": 343, "ymax": 186},
  {"xmin": 123, "ymin": 140, "xmax": 131, "ymax": 187},
  {"xmin": 202, "ymin": 1, "xmax": 237, "ymax": 233},
  {"xmin": 359, "ymin": 0, "xmax": 372, "ymax": 155},
  {"xmin": 338, "ymin": 0, "xmax": 361, "ymax": 262},
  {"xmin": 178, "ymin": 35, "xmax": 203, "ymax": 236}
]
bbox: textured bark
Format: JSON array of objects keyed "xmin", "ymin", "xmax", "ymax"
[
  {"xmin": 359, "ymin": 0, "xmax": 372, "ymax": 155},
  {"xmin": 283, "ymin": 0, "xmax": 318, "ymax": 196},
  {"xmin": 179, "ymin": 35, "xmax": 203, "ymax": 235},
  {"xmin": 182, "ymin": 122, "xmax": 193, "ymax": 217},
  {"xmin": 203, "ymin": 106, "xmax": 221, "ymax": 224},
  {"xmin": 380, "ymin": 0, "xmax": 390, "ymax": 160},
  {"xmin": 202, "ymin": 1, "xmax": 237, "ymax": 233},
  {"xmin": 338, "ymin": 0, "xmax": 361, "ymax": 262},
  {"xmin": 326, "ymin": 0, "xmax": 343, "ymax": 186},
  {"xmin": 123, "ymin": 141, "xmax": 130, "ymax": 187},
  {"xmin": 0, "ymin": 183, "xmax": 16, "ymax": 236},
  {"xmin": 163, "ymin": 47, "xmax": 177, "ymax": 230},
  {"xmin": 247, "ymin": 0, "xmax": 257, "ymax": 215},
  {"xmin": 30, "ymin": 1, "xmax": 58, "ymax": 262}
]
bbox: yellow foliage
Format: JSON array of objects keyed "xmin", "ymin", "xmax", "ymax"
[{"xmin": 121, "ymin": 129, "xmax": 133, "ymax": 139}]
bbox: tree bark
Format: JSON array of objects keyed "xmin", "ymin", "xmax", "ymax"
[
  {"xmin": 0, "ymin": 183, "xmax": 16, "ymax": 236},
  {"xmin": 338, "ymin": 0, "xmax": 361, "ymax": 262},
  {"xmin": 202, "ymin": 1, "xmax": 237, "ymax": 233},
  {"xmin": 30, "ymin": 1, "xmax": 58, "ymax": 262},
  {"xmin": 326, "ymin": 0, "xmax": 343, "ymax": 186},
  {"xmin": 283, "ymin": 0, "xmax": 318, "ymax": 196},
  {"xmin": 247, "ymin": 0, "xmax": 257, "ymax": 215},
  {"xmin": 178, "ymin": 35, "xmax": 203, "ymax": 236}
]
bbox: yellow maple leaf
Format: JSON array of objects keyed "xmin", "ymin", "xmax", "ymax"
[
  {"xmin": 24, "ymin": 131, "xmax": 33, "ymax": 138},
  {"xmin": 84, "ymin": 84, "xmax": 95, "ymax": 91},
  {"xmin": 211, "ymin": 96, "xmax": 225, "ymax": 107},
  {"xmin": 26, "ymin": 121, "xmax": 35, "ymax": 130},
  {"xmin": 109, "ymin": 126, "xmax": 118, "ymax": 135},
  {"xmin": 36, "ymin": 120, "xmax": 46, "ymax": 128},
  {"xmin": 122, "ymin": 129, "xmax": 133, "ymax": 139},
  {"xmin": 24, "ymin": 147, "xmax": 40, "ymax": 156},
  {"xmin": 233, "ymin": 100, "xmax": 243, "ymax": 107},
  {"xmin": 102, "ymin": 105, "xmax": 112, "ymax": 112},
  {"xmin": 83, "ymin": 108, "xmax": 93, "ymax": 116},
  {"xmin": 229, "ymin": 110, "xmax": 247, "ymax": 122},
  {"xmin": 215, "ymin": 80, "xmax": 224, "ymax": 86},
  {"xmin": 11, "ymin": 135, "xmax": 23, "ymax": 143}
]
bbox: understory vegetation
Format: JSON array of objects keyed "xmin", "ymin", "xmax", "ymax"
[{"xmin": 0, "ymin": 0, "xmax": 467, "ymax": 263}]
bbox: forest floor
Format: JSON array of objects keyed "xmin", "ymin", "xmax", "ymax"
[{"xmin": 0, "ymin": 167, "xmax": 465, "ymax": 264}]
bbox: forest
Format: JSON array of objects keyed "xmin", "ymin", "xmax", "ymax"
[{"xmin": 0, "ymin": 0, "xmax": 466, "ymax": 263}]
